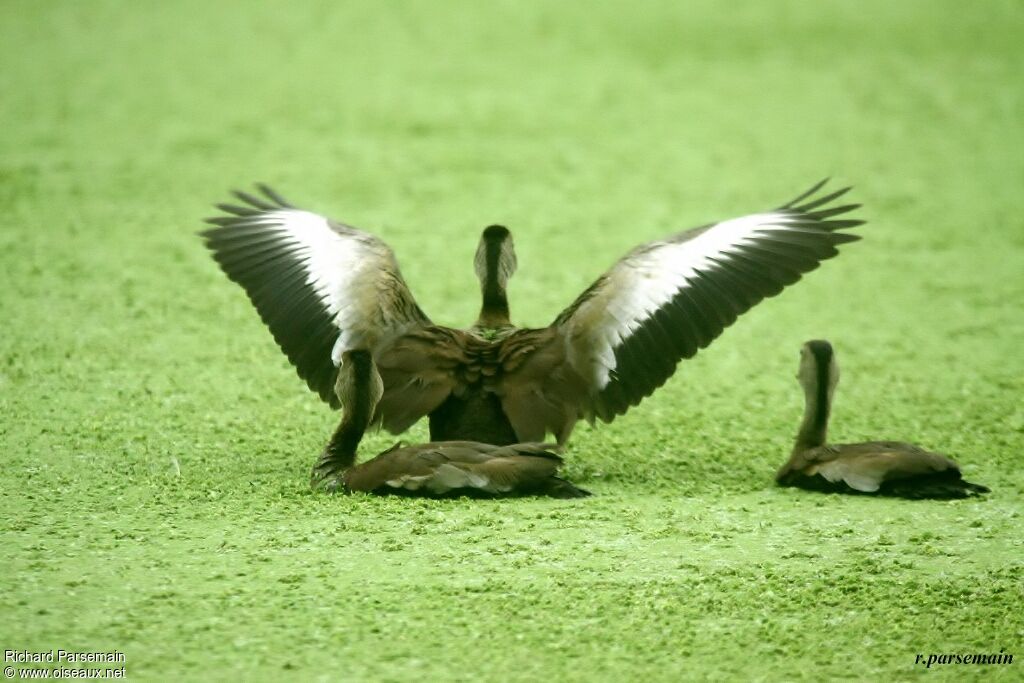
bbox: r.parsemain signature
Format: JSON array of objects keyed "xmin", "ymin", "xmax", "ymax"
[{"xmin": 916, "ymin": 649, "xmax": 1013, "ymax": 668}]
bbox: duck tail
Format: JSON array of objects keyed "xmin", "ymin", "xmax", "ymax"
[
  {"xmin": 883, "ymin": 473, "xmax": 990, "ymax": 499},
  {"xmin": 540, "ymin": 477, "xmax": 592, "ymax": 499}
]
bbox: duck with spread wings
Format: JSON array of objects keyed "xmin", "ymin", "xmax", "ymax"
[{"xmin": 201, "ymin": 180, "xmax": 864, "ymax": 487}]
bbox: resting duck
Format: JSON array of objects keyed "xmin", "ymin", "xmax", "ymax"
[
  {"xmin": 776, "ymin": 340, "xmax": 989, "ymax": 498},
  {"xmin": 202, "ymin": 181, "xmax": 863, "ymax": 482},
  {"xmin": 312, "ymin": 350, "xmax": 590, "ymax": 498}
]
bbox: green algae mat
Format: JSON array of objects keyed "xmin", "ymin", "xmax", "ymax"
[{"xmin": 2, "ymin": 1, "xmax": 1021, "ymax": 680}]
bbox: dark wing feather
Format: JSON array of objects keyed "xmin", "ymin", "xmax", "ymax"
[
  {"xmin": 548, "ymin": 180, "xmax": 864, "ymax": 423},
  {"xmin": 201, "ymin": 185, "xmax": 432, "ymax": 408}
]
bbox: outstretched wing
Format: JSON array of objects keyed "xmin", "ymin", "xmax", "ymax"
[
  {"xmin": 541, "ymin": 179, "xmax": 865, "ymax": 425},
  {"xmin": 201, "ymin": 185, "xmax": 431, "ymax": 408}
]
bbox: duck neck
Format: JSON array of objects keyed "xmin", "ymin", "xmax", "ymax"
[
  {"xmin": 324, "ymin": 374, "xmax": 375, "ymax": 467},
  {"xmin": 794, "ymin": 376, "xmax": 831, "ymax": 454},
  {"xmin": 476, "ymin": 235, "xmax": 511, "ymax": 329},
  {"xmin": 478, "ymin": 279, "xmax": 510, "ymax": 329}
]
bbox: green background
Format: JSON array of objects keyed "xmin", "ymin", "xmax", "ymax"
[{"xmin": 2, "ymin": 1, "xmax": 1021, "ymax": 680}]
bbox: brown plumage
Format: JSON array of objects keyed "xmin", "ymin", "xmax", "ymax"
[
  {"xmin": 775, "ymin": 340, "xmax": 989, "ymax": 498},
  {"xmin": 310, "ymin": 350, "xmax": 590, "ymax": 498},
  {"xmin": 341, "ymin": 441, "xmax": 588, "ymax": 498},
  {"xmin": 201, "ymin": 181, "xmax": 864, "ymax": 477}
]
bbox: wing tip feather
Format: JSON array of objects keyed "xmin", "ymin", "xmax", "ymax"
[{"xmin": 779, "ymin": 177, "xmax": 830, "ymax": 209}]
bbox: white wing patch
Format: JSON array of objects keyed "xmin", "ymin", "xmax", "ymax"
[
  {"xmin": 203, "ymin": 187, "xmax": 434, "ymax": 408},
  {"xmin": 386, "ymin": 465, "xmax": 490, "ymax": 494},
  {"xmin": 816, "ymin": 461, "xmax": 882, "ymax": 492},
  {"xmin": 251, "ymin": 209, "xmax": 414, "ymax": 364},
  {"xmin": 566, "ymin": 212, "xmax": 803, "ymax": 389}
]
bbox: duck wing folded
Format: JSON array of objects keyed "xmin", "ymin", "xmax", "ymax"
[
  {"xmin": 777, "ymin": 442, "xmax": 989, "ymax": 498},
  {"xmin": 344, "ymin": 441, "xmax": 589, "ymax": 498}
]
